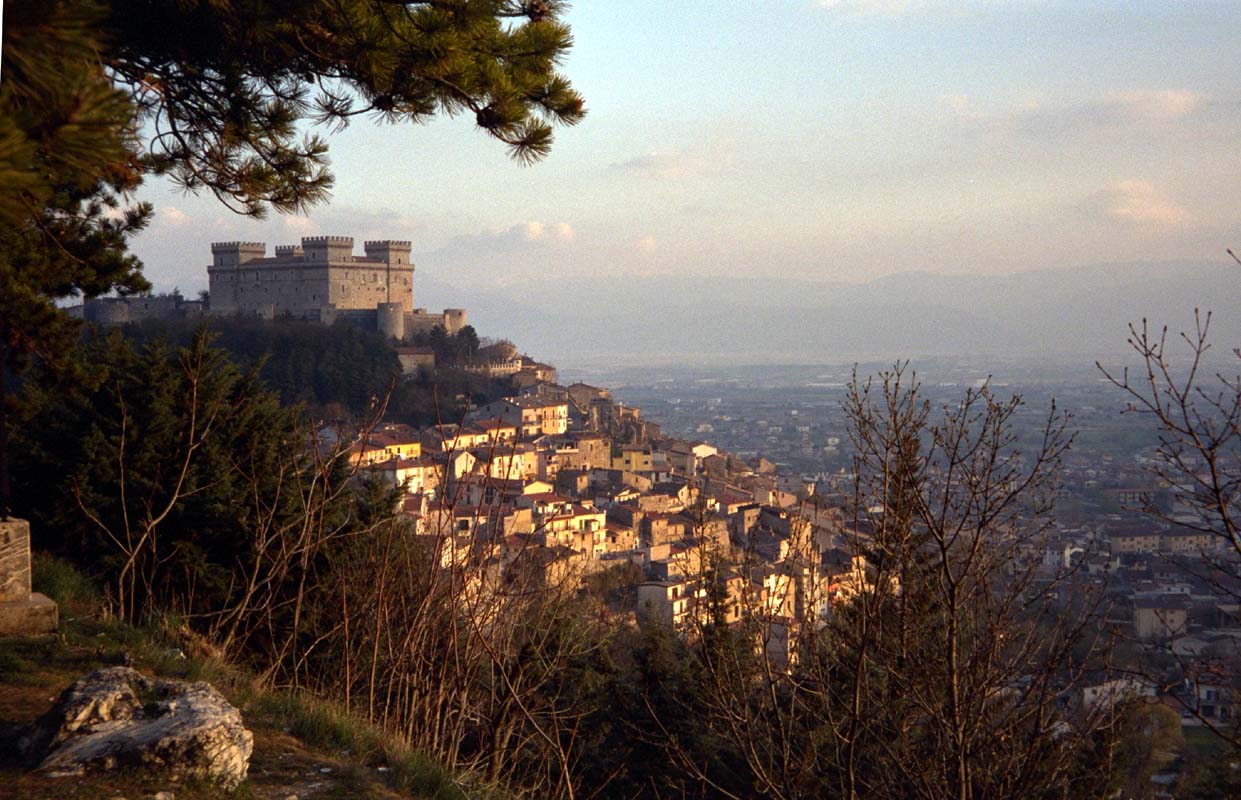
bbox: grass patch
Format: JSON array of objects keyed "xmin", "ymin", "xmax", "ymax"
[
  {"xmin": 247, "ymin": 690, "xmax": 473, "ymax": 799},
  {"xmin": 386, "ymin": 747, "xmax": 471, "ymax": 800},
  {"xmin": 0, "ymin": 636, "xmax": 70, "ymax": 686},
  {"xmin": 250, "ymin": 692, "xmax": 387, "ymax": 762},
  {"xmin": 31, "ymin": 553, "xmax": 98, "ymax": 611}
]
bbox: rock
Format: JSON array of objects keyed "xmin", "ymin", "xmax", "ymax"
[{"xmin": 22, "ymin": 667, "xmax": 253, "ymax": 789}]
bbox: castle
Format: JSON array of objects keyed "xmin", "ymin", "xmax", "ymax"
[{"xmin": 207, "ymin": 236, "xmax": 466, "ymax": 339}]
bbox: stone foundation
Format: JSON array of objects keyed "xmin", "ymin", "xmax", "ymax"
[{"xmin": 0, "ymin": 518, "xmax": 58, "ymax": 635}]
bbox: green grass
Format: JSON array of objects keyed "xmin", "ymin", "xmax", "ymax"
[
  {"xmin": 386, "ymin": 747, "xmax": 472, "ymax": 800},
  {"xmin": 0, "ymin": 635, "xmax": 72, "ymax": 686},
  {"xmin": 250, "ymin": 692, "xmax": 389, "ymax": 761},
  {"xmin": 31, "ymin": 553, "xmax": 99, "ymax": 611},
  {"xmin": 247, "ymin": 691, "xmax": 471, "ymax": 799}
]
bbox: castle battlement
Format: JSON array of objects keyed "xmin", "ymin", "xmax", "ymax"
[{"xmin": 206, "ymin": 234, "xmax": 465, "ymax": 340}]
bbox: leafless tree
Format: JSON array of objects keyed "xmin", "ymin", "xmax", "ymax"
[
  {"xmin": 651, "ymin": 365, "xmax": 1121, "ymax": 800},
  {"xmin": 1099, "ymin": 302, "xmax": 1241, "ymax": 752}
]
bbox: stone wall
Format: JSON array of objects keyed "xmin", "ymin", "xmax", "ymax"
[
  {"xmin": 207, "ymin": 236, "xmax": 464, "ymax": 341},
  {"xmin": 0, "ymin": 518, "xmax": 58, "ymax": 635},
  {"xmin": 208, "ymin": 237, "xmax": 414, "ymax": 318},
  {"xmin": 0, "ymin": 518, "xmax": 32, "ymax": 602}
]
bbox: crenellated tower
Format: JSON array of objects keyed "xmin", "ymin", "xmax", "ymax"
[{"xmin": 205, "ymin": 235, "xmax": 452, "ymax": 339}]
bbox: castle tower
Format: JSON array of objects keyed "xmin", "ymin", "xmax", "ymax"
[
  {"xmin": 208, "ymin": 241, "xmax": 267, "ymax": 315},
  {"xmin": 363, "ymin": 240, "xmax": 412, "ymax": 267},
  {"xmin": 442, "ymin": 308, "xmax": 468, "ymax": 335},
  {"xmin": 365, "ymin": 240, "xmax": 414, "ymax": 307},
  {"xmin": 210, "ymin": 241, "xmax": 266, "ymax": 268},
  {"xmin": 301, "ymin": 235, "xmax": 354, "ymax": 263},
  {"xmin": 377, "ymin": 302, "xmax": 405, "ymax": 341}
]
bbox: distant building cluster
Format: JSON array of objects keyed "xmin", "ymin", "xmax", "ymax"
[
  {"xmin": 324, "ymin": 375, "xmax": 850, "ymax": 667},
  {"xmin": 75, "ymin": 235, "xmax": 466, "ymax": 342}
]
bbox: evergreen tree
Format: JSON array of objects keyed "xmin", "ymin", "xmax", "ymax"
[
  {"xmin": 105, "ymin": 0, "xmax": 585, "ymax": 216},
  {"xmin": 14, "ymin": 329, "xmax": 305, "ymax": 620},
  {"xmin": 0, "ymin": 0, "xmax": 584, "ymax": 513},
  {"xmin": 0, "ymin": 1, "xmax": 152, "ymax": 515}
]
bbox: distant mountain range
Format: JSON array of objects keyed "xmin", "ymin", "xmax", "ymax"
[{"xmin": 416, "ymin": 260, "xmax": 1241, "ymax": 367}]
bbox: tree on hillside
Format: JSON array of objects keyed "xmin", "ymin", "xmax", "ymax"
[
  {"xmin": 0, "ymin": 1, "xmax": 152, "ymax": 516},
  {"xmin": 0, "ymin": 0, "xmax": 585, "ymax": 513}
]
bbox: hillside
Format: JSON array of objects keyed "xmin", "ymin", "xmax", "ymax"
[{"xmin": 0, "ymin": 560, "xmax": 470, "ymax": 800}]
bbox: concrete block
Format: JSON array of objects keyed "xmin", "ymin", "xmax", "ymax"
[
  {"xmin": 0, "ymin": 518, "xmax": 32, "ymax": 602},
  {"xmin": 0, "ymin": 592, "xmax": 58, "ymax": 635}
]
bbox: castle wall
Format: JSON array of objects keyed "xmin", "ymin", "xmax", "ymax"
[
  {"xmin": 83, "ymin": 295, "xmax": 205, "ymax": 327},
  {"xmin": 210, "ymin": 264, "xmax": 336, "ymax": 317},
  {"xmin": 409, "ymin": 308, "xmax": 469, "ymax": 336},
  {"xmin": 207, "ymin": 237, "xmax": 456, "ymax": 339},
  {"xmin": 327, "ymin": 264, "xmax": 413, "ymax": 313}
]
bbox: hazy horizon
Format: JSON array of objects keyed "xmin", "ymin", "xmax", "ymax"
[{"xmin": 124, "ymin": 2, "xmax": 1239, "ymax": 357}]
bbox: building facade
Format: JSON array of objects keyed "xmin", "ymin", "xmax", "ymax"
[{"xmin": 207, "ymin": 236, "xmax": 465, "ymax": 338}]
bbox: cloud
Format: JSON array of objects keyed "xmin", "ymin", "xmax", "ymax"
[
  {"xmin": 1092, "ymin": 180, "xmax": 1190, "ymax": 227},
  {"xmin": 160, "ymin": 206, "xmax": 190, "ymax": 226},
  {"xmin": 283, "ymin": 215, "xmax": 316, "ymax": 234},
  {"xmin": 267, "ymin": 206, "xmax": 426, "ymax": 242},
  {"xmin": 518, "ymin": 222, "xmax": 575, "ymax": 243},
  {"xmin": 1105, "ymin": 89, "xmax": 1206, "ymax": 122},
  {"xmin": 1014, "ymin": 89, "xmax": 1207, "ymax": 136},
  {"xmin": 609, "ymin": 140, "xmax": 738, "ymax": 181},
  {"xmin": 519, "ymin": 220, "xmax": 576, "ymax": 243},
  {"xmin": 611, "ymin": 150, "xmax": 704, "ymax": 180},
  {"xmin": 433, "ymin": 220, "xmax": 578, "ymax": 261},
  {"xmin": 941, "ymin": 89, "xmax": 1209, "ymax": 146}
]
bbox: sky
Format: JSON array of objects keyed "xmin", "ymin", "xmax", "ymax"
[{"xmin": 130, "ymin": 1, "xmax": 1241, "ymax": 309}]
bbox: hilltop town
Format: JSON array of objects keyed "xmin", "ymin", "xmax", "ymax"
[
  {"xmin": 71, "ymin": 233, "xmax": 1241, "ymax": 741},
  {"xmin": 339, "ymin": 376, "xmax": 848, "ymax": 651},
  {"xmin": 8, "ymin": 235, "xmax": 1238, "ymax": 798}
]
